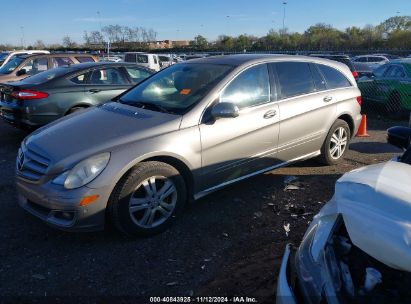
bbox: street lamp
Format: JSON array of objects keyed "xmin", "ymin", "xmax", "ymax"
[
  {"xmin": 282, "ymin": 1, "xmax": 287, "ymax": 34},
  {"xmin": 20, "ymin": 26, "xmax": 25, "ymax": 49}
]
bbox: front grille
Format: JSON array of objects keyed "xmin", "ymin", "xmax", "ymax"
[{"xmin": 17, "ymin": 146, "xmax": 51, "ymax": 181}]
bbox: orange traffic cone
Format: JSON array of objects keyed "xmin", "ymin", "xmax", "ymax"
[{"xmin": 356, "ymin": 114, "xmax": 370, "ymax": 137}]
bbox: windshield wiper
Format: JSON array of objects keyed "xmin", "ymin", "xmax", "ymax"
[{"xmin": 118, "ymin": 99, "xmax": 171, "ymax": 114}]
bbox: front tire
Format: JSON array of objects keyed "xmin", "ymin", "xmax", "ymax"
[
  {"xmin": 318, "ymin": 119, "xmax": 350, "ymax": 165},
  {"xmin": 108, "ymin": 161, "xmax": 187, "ymax": 236}
]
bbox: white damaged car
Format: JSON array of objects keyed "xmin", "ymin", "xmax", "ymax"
[{"xmin": 277, "ymin": 126, "xmax": 411, "ymax": 304}]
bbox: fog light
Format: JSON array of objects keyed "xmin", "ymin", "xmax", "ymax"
[{"xmin": 80, "ymin": 195, "xmax": 100, "ymax": 206}]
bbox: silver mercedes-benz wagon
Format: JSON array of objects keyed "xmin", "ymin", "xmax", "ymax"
[{"xmin": 16, "ymin": 54, "xmax": 362, "ymax": 235}]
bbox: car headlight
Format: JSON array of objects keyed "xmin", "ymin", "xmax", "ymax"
[
  {"xmin": 52, "ymin": 153, "xmax": 110, "ymax": 189},
  {"xmin": 294, "ymin": 214, "xmax": 340, "ymax": 303}
]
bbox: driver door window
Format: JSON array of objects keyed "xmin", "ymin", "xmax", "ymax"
[
  {"xmin": 220, "ymin": 64, "xmax": 270, "ymax": 108},
  {"xmin": 21, "ymin": 58, "xmax": 48, "ymax": 76}
]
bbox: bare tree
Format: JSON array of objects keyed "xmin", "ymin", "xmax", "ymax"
[{"xmin": 62, "ymin": 35, "xmax": 77, "ymax": 48}]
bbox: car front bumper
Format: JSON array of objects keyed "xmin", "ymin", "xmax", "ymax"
[
  {"xmin": 16, "ymin": 176, "xmax": 112, "ymax": 232},
  {"xmin": 276, "ymin": 244, "xmax": 297, "ymax": 304}
]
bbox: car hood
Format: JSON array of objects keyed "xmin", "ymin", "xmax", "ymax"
[
  {"xmin": 25, "ymin": 102, "xmax": 182, "ymax": 175},
  {"xmin": 319, "ymin": 161, "xmax": 411, "ymax": 271}
]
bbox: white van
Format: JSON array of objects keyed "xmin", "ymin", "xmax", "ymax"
[{"xmin": 124, "ymin": 52, "xmax": 160, "ymax": 71}]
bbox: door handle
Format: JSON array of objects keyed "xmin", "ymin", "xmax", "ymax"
[
  {"xmin": 263, "ymin": 110, "xmax": 277, "ymax": 119},
  {"xmin": 89, "ymin": 89, "xmax": 101, "ymax": 93},
  {"xmin": 323, "ymin": 96, "xmax": 333, "ymax": 102}
]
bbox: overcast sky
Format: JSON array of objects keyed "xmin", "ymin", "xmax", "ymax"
[{"xmin": 1, "ymin": 0, "xmax": 410, "ymax": 45}]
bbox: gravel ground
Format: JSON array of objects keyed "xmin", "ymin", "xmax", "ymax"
[{"xmin": 0, "ymin": 115, "xmax": 404, "ymax": 303}]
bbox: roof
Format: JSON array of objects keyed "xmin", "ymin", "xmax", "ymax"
[{"xmin": 184, "ymin": 53, "xmax": 341, "ymax": 67}]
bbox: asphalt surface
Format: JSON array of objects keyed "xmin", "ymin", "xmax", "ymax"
[{"xmin": 0, "ymin": 115, "xmax": 404, "ymax": 303}]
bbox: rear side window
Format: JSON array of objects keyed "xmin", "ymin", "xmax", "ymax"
[
  {"xmin": 317, "ymin": 64, "xmax": 352, "ymax": 89},
  {"xmin": 309, "ymin": 64, "xmax": 327, "ymax": 91},
  {"xmin": 76, "ymin": 56, "xmax": 95, "ymax": 63},
  {"xmin": 368, "ymin": 56, "xmax": 385, "ymax": 63},
  {"xmin": 89, "ymin": 68, "xmax": 128, "ymax": 85},
  {"xmin": 124, "ymin": 54, "xmax": 136, "ymax": 62},
  {"xmin": 220, "ymin": 64, "xmax": 270, "ymax": 109},
  {"xmin": 275, "ymin": 62, "xmax": 315, "ymax": 98},
  {"xmin": 373, "ymin": 64, "xmax": 389, "ymax": 77},
  {"xmin": 385, "ymin": 66, "xmax": 405, "ymax": 78},
  {"xmin": 125, "ymin": 67, "xmax": 152, "ymax": 84},
  {"xmin": 70, "ymin": 73, "xmax": 88, "ymax": 84},
  {"xmin": 137, "ymin": 55, "xmax": 148, "ymax": 64},
  {"xmin": 354, "ymin": 57, "xmax": 367, "ymax": 62},
  {"xmin": 52, "ymin": 57, "xmax": 74, "ymax": 68}
]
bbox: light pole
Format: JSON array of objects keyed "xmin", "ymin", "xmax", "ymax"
[
  {"xmin": 282, "ymin": 1, "xmax": 287, "ymax": 34},
  {"xmin": 20, "ymin": 26, "xmax": 25, "ymax": 49},
  {"xmin": 226, "ymin": 15, "xmax": 230, "ymax": 36}
]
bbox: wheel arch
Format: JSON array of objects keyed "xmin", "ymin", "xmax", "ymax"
[{"xmin": 336, "ymin": 113, "xmax": 355, "ymax": 138}]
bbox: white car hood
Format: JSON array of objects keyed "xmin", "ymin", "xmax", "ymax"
[{"xmin": 326, "ymin": 161, "xmax": 411, "ymax": 271}]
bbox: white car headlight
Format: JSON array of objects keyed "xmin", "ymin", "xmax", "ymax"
[{"xmin": 52, "ymin": 153, "xmax": 110, "ymax": 189}]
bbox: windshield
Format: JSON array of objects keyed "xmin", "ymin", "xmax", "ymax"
[
  {"xmin": 18, "ymin": 67, "xmax": 69, "ymax": 84},
  {"xmin": 118, "ymin": 63, "xmax": 233, "ymax": 114},
  {"xmin": 0, "ymin": 56, "xmax": 25, "ymax": 74},
  {"xmin": 0, "ymin": 53, "xmax": 9, "ymax": 61}
]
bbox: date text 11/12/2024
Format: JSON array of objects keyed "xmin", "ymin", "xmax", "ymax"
[{"xmin": 149, "ymin": 296, "xmax": 258, "ymax": 303}]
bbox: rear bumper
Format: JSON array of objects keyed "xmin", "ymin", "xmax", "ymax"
[
  {"xmin": 0, "ymin": 101, "xmax": 57, "ymax": 127},
  {"xmin": 276, "ymin": 244, "xmax": 297, "ymax": 304}
]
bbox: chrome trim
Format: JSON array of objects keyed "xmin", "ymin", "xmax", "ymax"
[{"xmin": 194, "ymin": 150, "xmax": 320, "ymax": 199}]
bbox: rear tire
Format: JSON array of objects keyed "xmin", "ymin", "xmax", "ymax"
[
  {"xmin": 67, "ymin": 106, "xmax": 86, "ymax": 115},
  {"xmin": 318, "ymin": 119, "xmax": 350, "ymax": 165},
  {"xmin": 107, "ymin": 161, "xmax": 187, "ymax": 237}
]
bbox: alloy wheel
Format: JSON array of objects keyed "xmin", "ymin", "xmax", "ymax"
[
  {"xmin": 128, "ymin": 176, "xmax": 177, "ymax": 228},
  {"xmin": 329, "ymin": 127, "xmax": 348, "ymax": 160}
]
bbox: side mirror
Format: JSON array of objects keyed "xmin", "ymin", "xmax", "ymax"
[
  {"xmin": 211, "ymin": 102, "xmax": 239, "ymax": 120},
  {"xmin": 16, "ymin": 69, "xmax": 27, "ymax": 76},
  {"xmin": 387, "ymin": 126, "xmax": 411, "ymax": 150}
]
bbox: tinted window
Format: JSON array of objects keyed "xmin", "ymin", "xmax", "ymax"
[
  {"xmin": 76, "ymin": 56, "xmax": 95, "ymax": 63},
  {"xmin": 354, "ymin": 57, "xmax": 367, "ymax": 62},
  {"xmin": 124, "ymin": 53, "xmax": 136, "ymax": 62},
  {"xmin": 368, "ymin": 56, "xmax": 385, "ymax": 63},
  {"xmin": 70, "ymin": 73, "xmax": 88, "ymax": 84},
  {"xmin": 159, "ymin": 56, "xmax": 170, "ymax": 62},
  {"xmin": 220, "ymin": 64, "xmax": 270, "ymax": 108},
  {"xmin": 137, "ymin": 55, "xmax": 148, "ymax": 63},
  {"xmin": 275, "ymin": 62, "xmax": 315, "ymax": 98},
  {"xmin": 317, "ymin": 64, "xmax": 352, "ymax": 89},
  {"xmin": 385, "ymin": 66, "xmax": 405, "ymax": 78},
  {"xmin": 153, "ymin": 56, "xmax": 158, "ymax": 64},
  {"xmin": 89, "ymin": 68, "xmax": 127, "ymax": 85},
  {"xmin": 373, "ymin": 64, "xmax": 389, "ymax": 77},
  {"xmin": 22, "ymin": 58, "xmax": 48, "ymax": 76},
  {"xmin": 52, "ymin": 57, "xmax": 74, "ymax": 68},
  {"xmin": 125, "ymin": 67, "xmax": 152, "ymax": 84},
  {"xmin": 310, "ymin": 64, "xmax": 327, "ymax": 91}
]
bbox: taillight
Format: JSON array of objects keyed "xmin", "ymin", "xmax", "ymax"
[
  {"xmin": 352, "ymin": 71, "xmax": 359, "ymax": 79},
  {"xmin": 356, "ymin": 96, "xmax": 362, "ymax": 106},
  {"xmin": 11, "ymin": 89, "xmax": 48, "ymax": 100}
]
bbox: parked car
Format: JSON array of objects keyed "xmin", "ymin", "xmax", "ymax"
[
  {"xmin": 15, "ymin": 54, "xmax": 361, "ymax": 235},
  {"xmin": 277, "ymin": 126, "xmax": 411, "ymax": 304},
  {"xmin": 310, "ymin": 54, "xmax": 359, "ymax": 80},
  {"xmin": 351, "ymin": 55, "xmax": 391, "ymax": 77},
  {"xmin": 158, "ymin": 54, "xmax": 176, "ymax": 69},
  {"xmin": 0, "ymin": 50, "xmax": 50, "ymax": 68},
  {"xmin": 357, "ymin": 59, "xmax": 411, "ymax": 114},
  {"xmin": 99, "ymin": 56, "xmax": 123, "ymax": 63},
  {"xmin": 124, "ymin": 52, "xmax": 160, "ymax": 71},
  {"xmin": 0, "ymin": 62, "xmax": 153, "ymax": 128},
  {"xmin": 0, "ymin": 53, "xmax": 98, "ymax": 83}
]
